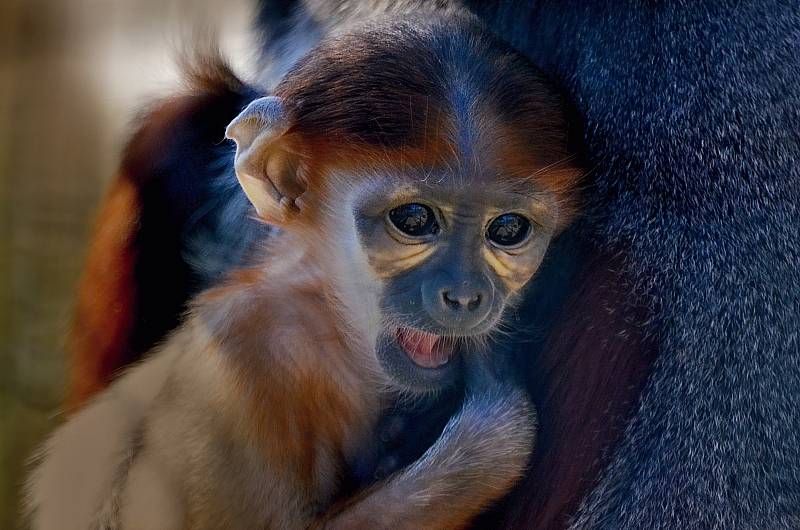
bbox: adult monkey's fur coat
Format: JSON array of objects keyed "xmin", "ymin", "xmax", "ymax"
[{"xmin": 66, "ymin": 1, "xmax": 800, "ymax": 528}]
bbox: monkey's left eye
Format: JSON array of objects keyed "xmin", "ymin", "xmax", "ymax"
[
  {"xmin": 388, "ymin": 203, "xmax": 439, "ymax": 237},
  {"xmin": 486, "ymin": 213, "xmax": 531, "ymax": 248}
]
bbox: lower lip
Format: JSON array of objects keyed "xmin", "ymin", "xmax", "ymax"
[{"xmin": 395, "ymin": 328, "xmax": 455, "ymax": 369}]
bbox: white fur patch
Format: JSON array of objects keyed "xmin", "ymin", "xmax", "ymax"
[{"xmin": 24, "ymin": 349, "xmax": 177, "ymax": 530}]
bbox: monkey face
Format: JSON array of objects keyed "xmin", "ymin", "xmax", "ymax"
[
  {"xmin": 344, "ymin": 172, "xmax": 561, "ymax": 392},
  {"xmin": 225, "ymin": 15, "xmax": 583, "ymax": 392}
]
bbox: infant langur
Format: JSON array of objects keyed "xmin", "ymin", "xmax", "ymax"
[{"xmin": 26, "ymin": 11, "xmax": 581, "ymax": 530}]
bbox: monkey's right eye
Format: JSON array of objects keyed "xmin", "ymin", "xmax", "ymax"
[{"xmin": 388, "ymin": 203, "xmax": 439, "ymax": 237}]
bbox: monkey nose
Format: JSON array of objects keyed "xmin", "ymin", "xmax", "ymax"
[
  {"xmin": 422, "ymin": 271, "xmax": 494, "ymax": 331},
  {"xmin": 441, "ymin": 290, "xmax": 483, "ymax": 312}
]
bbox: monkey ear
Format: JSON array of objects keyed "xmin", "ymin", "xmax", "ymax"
[{"xmin": 225, "ymin": 96, "xmax": 306, "ymax": 224}]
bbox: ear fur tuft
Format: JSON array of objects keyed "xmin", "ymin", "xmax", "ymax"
[
  {"xmin": 226, "ymin": 97, "xmax": 306, "ymax": 224},
  {"xmin": 225, "ymin": 96, "xmax": 288, "ymax": 148}
]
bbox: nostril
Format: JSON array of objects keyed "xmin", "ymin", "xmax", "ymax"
[
  {"xmin": 442, "ymin": 291, "xmax": 483, "ymax": 312},
  {"xmin": 442, "ymin": 291, "xmax": 460, "ymax": 310},
  {"xmin": 467, "ymin": 294, "xmax": 481, "ymax": 311}
]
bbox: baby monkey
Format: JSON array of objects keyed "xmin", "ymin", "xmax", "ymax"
[{"xmin": 26, "ymin": 10, "xmax": 580, "ymax": 530}]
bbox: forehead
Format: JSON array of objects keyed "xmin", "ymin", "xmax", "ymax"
[{"xmin": 347, "ymin": 167, "xmax": 552, "ymax": 213}]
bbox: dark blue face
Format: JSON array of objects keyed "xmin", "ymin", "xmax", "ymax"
[{"xmin": 352, "ymin": 175, "xmax": 559, "ymax": 391}]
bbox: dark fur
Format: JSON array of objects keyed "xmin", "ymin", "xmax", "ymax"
[
  {"xmin": 470, "ymin": 1, "xmax": 800, "ymax": 527},
  {"xmin": 69, "ymin": 0, "xmax": 800, "ymax": 528}
]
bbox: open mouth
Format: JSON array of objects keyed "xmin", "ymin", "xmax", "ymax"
[{"xmin": 396, "ymin": 327, "xmax": 457, "ymax": 369}]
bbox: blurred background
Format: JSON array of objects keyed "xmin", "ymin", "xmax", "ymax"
[{"xmin": 0, "ymin": 1, "xmax": 253, "ymax": 526}]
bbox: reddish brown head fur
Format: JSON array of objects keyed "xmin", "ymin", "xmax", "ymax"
[{"xmin": 272, "ymin": 13, "xmax": 581, "ymax": 226}]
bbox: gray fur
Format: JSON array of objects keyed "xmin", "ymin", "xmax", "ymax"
[{"xmin": 488, "ymin": 1, "xmax": 800, "ymax": 527}]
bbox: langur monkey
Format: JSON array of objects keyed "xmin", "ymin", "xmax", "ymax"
[{"xmin": 25, "ymin": 10, "xmax": 580, "ymax": 530}]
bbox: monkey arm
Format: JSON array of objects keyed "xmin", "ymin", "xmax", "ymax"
[{"xmin": 314, "ymin": 357, "xmax": 536, "ymax": 530}]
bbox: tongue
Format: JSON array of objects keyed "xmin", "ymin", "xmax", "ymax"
[{"xmin": 397, "ymin": 328, "xmax": 453, "ymax": 368}]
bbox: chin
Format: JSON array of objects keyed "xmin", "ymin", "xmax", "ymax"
[{"xmin": 375, "ymin": 327, "xmax": 464, "ymax": 393}]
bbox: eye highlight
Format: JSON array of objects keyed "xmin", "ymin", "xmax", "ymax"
[
  {"xmin": 388, "ymin": 203, "xmax": 439, "ymax": 237},
  {"xmin": 486, "ymin": 213, "xmax": 531, "ymax": 248}
]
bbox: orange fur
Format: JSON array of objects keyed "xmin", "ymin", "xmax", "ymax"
[
  {"xmin": 67, "ymin": 176, "xmax": 140, "ymax": 409},
  {"xmin": 196, "ymin": 260, "xmax": 381, "ymax": 493}
]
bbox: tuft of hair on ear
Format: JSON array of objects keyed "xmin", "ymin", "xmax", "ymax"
[{"xmin": 175, "ymin": 34, "xmax": 246, "ymax": 97}]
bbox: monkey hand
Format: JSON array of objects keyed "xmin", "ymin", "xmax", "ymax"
[
  {"xmin": 317, "ymin": 369, "xmax": 536, "ymax": 530},
  {"xmin": 456, "ymin": 350, "xmax": 538, "ymax": 488},
  {"xmin": 350, "ymin": 351, "xmax": 532, "ymax": 491},
  {"xmin": 458, "ymin": 358, "xmax": 537, "ymax": 477}
]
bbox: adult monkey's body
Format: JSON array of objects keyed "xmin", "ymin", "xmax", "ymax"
[{"xmin": 63, "ymin": 1, "xmax": 800, "ymax": 529}]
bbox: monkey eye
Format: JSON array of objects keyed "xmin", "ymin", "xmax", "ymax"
[
  {"xmin": 388, "ymin": 203, "xmax": 439, "ymax": 237},
  {"xmin": 486, "ymin": 213, "xmax": 531, "ymax": 248}
]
